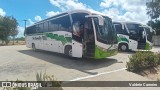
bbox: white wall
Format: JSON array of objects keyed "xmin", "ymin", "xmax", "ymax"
[{"xmin": 153, "ymin": 35, "xmax": 160, "ymax": 46}]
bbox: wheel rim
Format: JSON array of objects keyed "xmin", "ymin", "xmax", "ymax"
[
  {"xmin": 121, "ymin": 45, "xmax": 127, "ymax": 51},
  {"xmin": 68, "ymin": 49, "xmax": 72, "ymax": 56}
]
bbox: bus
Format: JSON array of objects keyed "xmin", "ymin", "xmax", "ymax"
[
  {"xmin": 113, "ymin": 21, "xmax": 153, "ymax": 51},
  {"xmin": 24, "ymin": 10, "xmax": 118, "ymax": 59}
]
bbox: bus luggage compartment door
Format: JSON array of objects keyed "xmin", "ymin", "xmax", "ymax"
[{"xmin": 72, "ymin": 40, "xmax": 83, "ymax": 58}]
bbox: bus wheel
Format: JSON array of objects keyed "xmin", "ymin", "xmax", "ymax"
[
  {"xmin": 32, "ymin": 43, "xmax": 36, "ymax": 51},
  {"xmin": 119, "ymin": 44, "xmax": 128, "ymax": 51},
  {"xmin": 65, "ymin": 46, "xmax": 72, "ymax": 56}
]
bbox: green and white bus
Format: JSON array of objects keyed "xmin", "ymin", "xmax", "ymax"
[
  {"xmin": 113, "ymin": 22, "xmax": 153, "ymax": 51},
  {"xmin": 24, "ymin": 10, "xmax": 118, "ymax": 59}
]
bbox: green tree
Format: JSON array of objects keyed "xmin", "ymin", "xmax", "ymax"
[
  {"xmin": 0, "ymin": 15, "xmax": 18, "ymax": 44},
  {"xmin": 10, "ymin": 17, "xmax": 18, "ymax": 45},
  {"xmin": 146, "ymin": 0, "xmax": 160, "ymax": 35}
]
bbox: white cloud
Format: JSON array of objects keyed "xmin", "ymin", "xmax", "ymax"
[
  {"xmin": 17, "ymin": 26, "xmax": 25, "ymax": 37},
  {"xmin": 48, "ymin": 0, "xmax": 149, "ymax": 24},
  {"xmin": 0, "ymin": 8, "xmax": 6, "ymax": 16},
  {"xmin": 100, "ymin": 0, "xmax": 149, "ymax": 24},
  {"xmin": 28, "ymin": 19, "xmax": 34, "ymax": 25},
  {"xmin": 100, "ymin": 0, "xmax": 121, "ymax": 8},
  {"xmin": 35, "ymin": 16, "xmax": 42, "ymax": 22},
  {"xmin": 100, "ymin": 0, "xmax": 114, "ymax": 8},
  {"xmin": 49, "ymin": 0, "xmax": 87, "ymax": 11},
  {"xmin": 46, "ymin": 11, "xmax": 60, "ymax": 17},
  {"xmin": 48, "ymin": 0, "xmax": 101, "ymax": 16}
]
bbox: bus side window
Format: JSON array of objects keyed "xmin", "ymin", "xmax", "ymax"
[
  {"xmin": 114, "ymin": 23, "xmax": 128, "ymax": 35},
  {"xmin": 49, "ymin": 19, "xmax": 59, "ymax": 31},
  {"xmin": 39, "ymin": 23, "xmax": 44, "ymax": 33},
  {"xmin": 36, "ymin": 25, "xmax": 40, "ymax": 33},
  {"xmin": 73, "ymin": 21, "xmax": 81, "ymax": 37},
  {"xmin": 26, "ymin": 25, "xmax": 36, "ymax": 35},
  {"xmin": 44, "ymin": 21, "xmax": 49, "ymax": 32},
  {"xmin": 56, "ymin": 15, "xmax": 71, "ymax": 32},
  {"xmin": 114, "ymin": 23, "xmax": 123, "ymax": 34}
]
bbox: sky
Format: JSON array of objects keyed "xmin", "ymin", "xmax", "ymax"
[{"xmin": 0, "ymin": 0, "xmax": 151, "ymax": 37}]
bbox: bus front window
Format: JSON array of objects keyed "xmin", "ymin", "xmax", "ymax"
[
  {"xmin": 94, "ymin": 17, "xmax": 117, "ymax": 44},
  {"xmin": 145, "ymin": 27, "xmax": 152, "ymax": 42},
  {"xmin": 126, "ymin": 24, "xmax": 140, "ymax": 34}
]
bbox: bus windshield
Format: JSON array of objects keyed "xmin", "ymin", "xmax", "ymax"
[
  {"xmin": 94, "ymin": 16, "xmax": 117, "ymax": 44},
  {"xmin": 126, "ymin": 24, "xmax": 144, "ymax": 34},
  {"xmin": 144, "ymin": 27, "xmax": 152, "ymax": 42}
]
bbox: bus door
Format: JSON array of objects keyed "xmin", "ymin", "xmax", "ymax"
[
  {"xmin": 72, "ymin": 21, "xmax": 83, "ymax": 58},
  {"xmin": 139, "ymin": 26, "xmax": 146, "ymax": 43}
]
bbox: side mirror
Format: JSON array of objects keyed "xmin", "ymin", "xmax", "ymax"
[{"xmin": 85, "ymin": 15, "xmax": 104, "ymax": 26}]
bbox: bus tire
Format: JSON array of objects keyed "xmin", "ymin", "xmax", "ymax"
[
  {"xmin": 65, "ymin": 46, "xmax": 72, "ymax": 56},
  {"xmin": 119, "ymin": 43, "xmax": 128, "ymax": 51},
  {"xmin": 32, "ymin": 43, "xmax": 36, "ymax": 51}
]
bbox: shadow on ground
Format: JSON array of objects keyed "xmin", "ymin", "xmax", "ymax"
[{"xmin": 19, "ymin": 49, "xmax": 118, "ymax": 75}]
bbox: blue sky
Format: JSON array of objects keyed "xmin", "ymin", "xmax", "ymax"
[{"xmin": 0, "ymin": 0, "xmax": 149, "ymax": 37}]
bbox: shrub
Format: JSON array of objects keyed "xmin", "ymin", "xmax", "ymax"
[
  {"xmin": 36, "ymin": 72, "xmax": 63, "ymax": 90},
  {"xmin": 126, "ymin": 51, "xmax": 160, "ymax": 72},
  {"xmin": 155, "ymin": 52, "xmax": 160, "ymax": 64}
]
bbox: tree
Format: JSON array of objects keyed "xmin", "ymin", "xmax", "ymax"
[
  {"xmin": 10, "ymin": 17, "xmax": 18, "ymax": 45},
  {"xmin": 146, "ymin": 0, "xmax": 160, "ymax": 35},
  {"xmin": 0, "ymin": 15, "xmax": 18, "ymax": 44}
]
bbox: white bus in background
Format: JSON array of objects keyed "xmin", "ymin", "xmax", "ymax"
[
  {"xmin": 24, "ymin": 10, "xmax": 118, "ymax": 59},
  {"xmin": 113, "ymin": 22, "xmax": 153, "ymax": 51}
]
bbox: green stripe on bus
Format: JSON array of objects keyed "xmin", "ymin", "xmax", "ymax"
[
  {"xmin": 95, "ymin": 46, "xmax": 118, "ymax": 59},
  {"xmin": 117, "ymin": 36, "xmax": 129, "ymax": 43},
  {"xmin": 45, "ymin": 33, "xmax": 72, "ymax": 45}
]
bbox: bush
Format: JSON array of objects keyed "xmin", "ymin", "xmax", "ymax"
[
  {"xmin": 127, "ymin": 51, "xmax": 160, "ymax": 72},
  {"xmin": 155, "ymin": 52, "xmax": 160, "ymax": 64},
  {"xmin": 36, "ymin": 72, "xmax": 63, "ymax": 90}
]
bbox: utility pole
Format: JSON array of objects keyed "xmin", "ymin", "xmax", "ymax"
[{"xmin": 23, "ymin": 20, "xmax": 27, "ymax": 30}]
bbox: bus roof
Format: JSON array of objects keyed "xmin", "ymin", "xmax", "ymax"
[
  {"xmin": 28, "ymin": 9, "xmax": 106, "ymax": 27},
  {"xmin": 113, "ymin": 21, "xmax": 143, "ymax": 25}
]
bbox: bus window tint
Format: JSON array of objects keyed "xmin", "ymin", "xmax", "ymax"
[
  {"xmin": 39, "ymin": 24, "xmax": 44, "ymax": 33},
  {"xmin": 26, "ymin": 25, "xmax": 36, "ymax": 35},
  {"xmin": 35, "ymin": 25, "xmax": 40, "ymax": 33},
  {"xmin": 114, "ymin": 23, "xmax": 128, "ymax": 35},
  {"xmin": 49, "ymin": 15, "xmax": 71, "ymax": 32},
  {"xmin": 49, "ymin": 19, "xmax": 58, "ymax": 31},
  {"xmin": 114, "ymin": 23, "xmax": 123, "ymax": 34},
  {"xmin": 44, "ymin": 22, "xmax": 49, "ymax": 32},
  {"xmin": 126, "ymin": 24, "xmax": 139, "ymax": 34},
  {"xmin": 56, "ymin": 15, "xmax": 71, "ymax": 32},
  {"xmin": 71, "ymin": 13, "xmax": 88, "ymax": 25}
]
